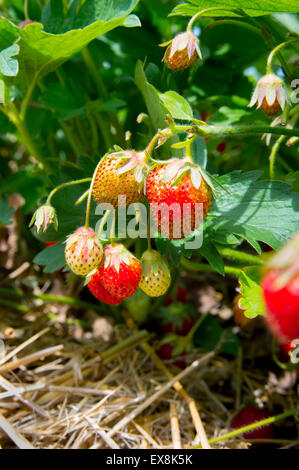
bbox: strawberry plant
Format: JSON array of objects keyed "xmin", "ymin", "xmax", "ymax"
[{"xmin": 1, "ymin": 0, "xmax": 299, "ymax": 450}]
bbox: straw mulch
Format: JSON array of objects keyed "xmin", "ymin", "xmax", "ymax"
[{"xmin": 0, "ymin": 296, "xmax": 297, "ymax": 450}]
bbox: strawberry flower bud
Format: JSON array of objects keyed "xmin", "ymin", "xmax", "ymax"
[
  {"xmin": 248, "ymin": 73, "xmax": 289, "ymax": 116},
  {"xmin": 161, "ymin": 31, "xmax": 201, "ymax": 71},
  {"xmin": 29, "ymin": 205, "xmax": 58, "ymax": 233}
]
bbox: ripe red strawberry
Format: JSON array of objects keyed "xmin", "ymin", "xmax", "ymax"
[
  {"xmin": 156, "ymin": 344, "xmax": 187, "ymax": 369},
  {"xmin": 157, "ymin": 302, "xmax": 196, "ymax": 336},
  {"xmin": 262, "ymin": 270, "xmax": 299, "ymax": 343},
  {"xmin": 65, "ymin": 227, "xmax": 103, "ymax": 276},
  {"xmin": 165, "ymin": 286, "xmax": 188, "ymax": 306},
  {"xmin": 88, "ymin": 269, "xmax": 123, "ymax": 305},
  {"xmin": 146, "ymin": 158, "xmax": 212, "ymax": 239},
  {"xmin": 231, "ymin": 406, "xmax": 274, "ymax": 440},
  {"xmin": 92, "ymin": 150, "xmax": 148, "ymax": 208},
  {"xmin": 98, "ymin": 243, "xmax": 142, "ymax": 299},
  {"xmin": 161, "ymin": 31, "xmax": 201, "ymax": 71},
  {"xmin": 139, "ymin": 249, "xmax": 171, "ymax": 297}
]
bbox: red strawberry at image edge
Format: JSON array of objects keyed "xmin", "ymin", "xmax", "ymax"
[
  {"xmin": 231, "ymin": 406, "xmax": 274, "ymax": 440},
  {"xmin": 156, "ymin": 344, "xmax": 187, "ymax": 369},
  {"xmin": 262, "ymin": 270, "xmax": 299, "ymax": 343}
]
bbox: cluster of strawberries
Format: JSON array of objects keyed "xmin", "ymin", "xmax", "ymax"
[{"xmin": 60, "ymin": 150, "xmax": 213, "ymax": 305}]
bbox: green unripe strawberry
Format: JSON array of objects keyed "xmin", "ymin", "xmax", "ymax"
[{"xmin": 139, "ymin": 249, "xmax": 171, "ymax": 297}]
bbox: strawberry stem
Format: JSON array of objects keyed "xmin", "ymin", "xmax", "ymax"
[
  {"xmin": 144, "ymin": 129, "xmax": 173, "ymax": 161},
  {"xmin": 269, "ymin": 135, "xmax": 287, "ymax": 179},
  {"xmin": 84, "ymin": 160, "xmax": 102, "ymax": 229},
  {"xmin": 97, "ymin": 210, "xmax": 111, "ymax": 239},
  {"xmin": 186, "ymin": 313, "xmax": 208, "ymax": 342},
  {"xmin": 187, "ymin": 7, "xmax": 240, "ymax": 33},
  {"xmin": 180, "ymin": 256, "xmax": 242, "ymax": 276},
  {"xmin": 110, "ymin": 211, "xmax": 116, "ymax": 245},
  {"xmin": 147, "ymin": 213, "xmax": 152, "ymax": 250},
  {"xmin": 266, "ymin": 38, "xmax": 299, "ymax": 75},
  {"xmin": 217, "ymin": 247, "xmax": 264, "ymax": 265},
  {"xmin": 193, "ymin": 408, "xmax": 297, "ymax": 448},
  {"xmin": 46, "ymin": 178, "xmax": 92, "ymax": 206}
]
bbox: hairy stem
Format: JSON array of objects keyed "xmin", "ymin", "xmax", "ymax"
[
  {"xmin": 205, "ymin": 19, "xmax": 262, "ymax": 36},
  {"xmin": 46, "ymin": 178, "xmax": 91, "ymax": 205},
  {"xmin": 0, "ymin": 288, "xmax": 106, "ymax": 313},
  {"xmin": 217, "ymin": 247, "xmax": 264, "ymax": 265},
  {"xmin": 85, "ymin": 160, "xmax": 102, "ymax": 229},
  {"xmin": 269, "ymin": 135, "xmax": 287, "ymax": 179},
  {"xmin": 180, "ymin": 256, "xmax": 242, "ymax": 277},
  {"xmin": 187, "ymin": 7, "xmax": 240, "ymax": 32},
  {"xmin": 194, "ymin": 408, "xmax": 297, "ymax": 448},
  {"xmin": 266, "ymin": 39, "xmax": 299, "ymax": 75}
]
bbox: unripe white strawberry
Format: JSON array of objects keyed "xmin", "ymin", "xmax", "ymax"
[
  {"xmin": 139, "ymin": 249, "xmax": 171, "ymax": 297},
  {"xmin": 65, "ymin": 227, "xmax": 103, "ymax": 276}
]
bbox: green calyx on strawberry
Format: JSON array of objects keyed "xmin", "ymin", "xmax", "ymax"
[
  {"xmin": 92, "ymin": 150, "xmax": 148, "ymax": 208},
  {"xmin": 146, "ymin": 157, "xmax": 213, "ymax": 239},
  {"xmin": 156, "ymin": 301, "xmax": 196, "ymax": 336},
  {"xmin": 139, "ymin": 249, "xmax": 171, "ymax": 297}
]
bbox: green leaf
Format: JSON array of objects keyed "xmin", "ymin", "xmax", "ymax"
[
  {"xmin": 123, "ymin": 14, "xmax": 141, "ymax": 28},
  {"xmin": 0, "ymin": 199, "xmax": 14, "ymax": 226},
  {"xmin": 239, "ymin": 266, "xmax": 266, "ymax": 318},
  {"xmin": 33, "ymin": 242, "xmax": 66, "ymax": 273},
  {"xmin": 0, "ymin": 44, "xmax": 19, "ymax": 77},
  {"xmin": 209, "ymin": 171, "xmax": 299, "ymax": 252},
  {"xmin": 42, "ymin": 0, "xmax": 64, "ymax": 34},
  {"xmin": 158, "ymin": 91, "xmax": 193, "ymax": 121},
  {"xmin": 0, "ymin": 170, "xmax": 46, "ymax": 214},
  {"xmin": 135, "ymin": 60, "xmax": 169, "ymax": 131},
  {"xmin": 171, "ymin": 1, "xmax": 299, "ymax": 17},
  {"xmin": 194, "ymin": 314, "xmax": 240, "ymax": 357},
  {"xmin": 192, "ymin": 137, "xmax": 207, "ymax": 168},
  {"xmin": 198, "ymin": 239, "xmax": 225, "ymax": 275},
  {"xmin": 40, "ymin": 82, "xmax": 85, "ymax": 121},
  {"xmin": 0, "ymin": 16, "xmax": 136, "ymax": 92},
  {"xmin": 73, "ymin": 0, "xmax": 140, "ymax": 28},
  {"xmin": 135, "ymin": 60, "xmax": 181, "ymax": 156},
  {"xmin": 208, "ymin": 106, "xmax": 250, "ymax": 126}
]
